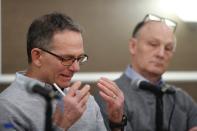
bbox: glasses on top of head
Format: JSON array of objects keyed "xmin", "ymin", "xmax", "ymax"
[
  {"xmin": 39, "ymin": 48, "xmax": 88, "ymax": 66},
  {"xmin": 143, "ymin": 14, "xmax": 177, "ymax": 32}
]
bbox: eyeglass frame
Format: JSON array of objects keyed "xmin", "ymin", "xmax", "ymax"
[
  {"xmin": 39, "ymin": 48, "xmax": 88, "ymax": 66},
  {"xmin": 143, "ymin": 14, "xmax": 177, "ymax": 32}
]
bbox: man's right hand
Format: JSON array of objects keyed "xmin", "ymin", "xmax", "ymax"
[
  {"xmin": 189, "ymin": 127, "xmax": 197, "ymax": 131},
  {"xmin": 53, "ymin": 81, "xmax": 90, "ymax": 130}
]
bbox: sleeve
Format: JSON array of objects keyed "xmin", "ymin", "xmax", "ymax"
[
  {"xmin": 94, "ymin": 91, "xmax": 111, "ymax": 131},
  {"xmin": 92, "ymin": 96, "xmax": 108, "ymax": 131},
  {"xmin": 186, "ymin": 95, "xmax": 197, "ymax": 129},
  {"xmin": 52, "ymin": 123, "xmax": 65, "ymax": 131},
  {"xmin": 176, "ymin": 89, "xmax": 197, "ymax": 129},
  {"xmin": 0, "ymin": 99, "xmax": 24, "ymax": 131}
]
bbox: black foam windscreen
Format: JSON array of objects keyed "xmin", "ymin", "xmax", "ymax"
[
  {"xmin": 138, "ymin": 81, "xmax": 175, "ymax": 95},
  {"xmin": 27, "ymin": 82, "xmax": 60, "ymax": 100}
]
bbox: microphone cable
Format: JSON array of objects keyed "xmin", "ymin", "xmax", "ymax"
[{"xmin": 167, "ymin": 93, "xmax": 176, "ymax": 131}]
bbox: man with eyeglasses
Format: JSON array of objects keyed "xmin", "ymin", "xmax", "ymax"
[
  {"xmin": 0, "ymin": 12, "xmax": 124, "ymax": 131},
  {"xmin": 97, "ymin": 14, "xmax": 197, "ymax": 131}
]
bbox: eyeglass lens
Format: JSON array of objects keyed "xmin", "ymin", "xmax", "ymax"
[
  {"xmin": 61, "ymin": 55, "xmax": 88, "ymax": 66},
  {"xmin": 144, "ymin": 14, "xmax": 177, "ymax": 32}
]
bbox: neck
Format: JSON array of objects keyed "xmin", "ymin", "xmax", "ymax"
[
  {"xmin": 145, "ymin": 75, "xmax": 161, "ymax": 85},
  {"xmin": 25, "ymin": 66, "xmax": 44, "ymax": 83},
  {"xmin": 131, "ymin": 65, "xmax": 161, "ymax": 84}
]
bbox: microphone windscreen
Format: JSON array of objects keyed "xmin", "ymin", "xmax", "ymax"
[
  {"xmin": 139, "ymin": 81, "xmax": 176, "ymax": 95},
  {"xmin": 138, "ymin": 81, "xmax": 162, "ymax": 95},
  {"xmin": 26, "ymin": 82, "xmax": 60, "ymax": 99}
]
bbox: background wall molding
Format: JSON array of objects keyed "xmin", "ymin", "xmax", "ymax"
[{"xmin": 1, "ymin": 71, "xmax": 197, "ymax": 84}]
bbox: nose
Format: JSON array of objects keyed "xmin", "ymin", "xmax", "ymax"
[
  {"xmin": 157, "ymin": 46, "xmax": 165, "ymax": 58},
  {"xmin": 69, "ymin": 60, "xmax": 80, "ymax": 72}
]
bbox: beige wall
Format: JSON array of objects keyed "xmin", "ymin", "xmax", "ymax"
[{"xmin": 1, "ymin": 0, "xmax": 197, "ymax": 101}]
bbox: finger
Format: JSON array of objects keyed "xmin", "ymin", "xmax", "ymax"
[
  {"xmin": 100, "ymin": 77, "xmax": 115, "ymax": 85},
  {"xmin": 100, "ymin": 77, "xmax": 119, "ymax": 89},
  {"xmin": 76, "ymin": 84, "xmax": 90, "ymax": 102},
  {"xmin": 79, "ymin": 92, "xmax": 90, "ymax": 108},
  {"xmin": 67, "ymin": 81, "xmax": 81, "ymax": 96},
  {"xmin": 97, "ymin": 82, "xmax": 115, "ymax": 98},
  {"xmin": 53, "ymin": 106, "xmax": 62, "ymax": 124},
  {"xmin": 98, "ymin": 77, "xmax": 120, "ymax": 96},
  {"xmin": 79, "ymin": 101, "xmax": 87, "ymax": 114},
  {"xmin": 99, "ymin": 91, "xmax": 114, "ymax": 103}
]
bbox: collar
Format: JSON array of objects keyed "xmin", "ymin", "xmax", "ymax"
[
  {"xmin": 16, "ymin": 71, "xmax": 53, "ymax": 90},
  {"xmin": 124, "ymin": 65, "xmax": 164, "ymax": 87}
]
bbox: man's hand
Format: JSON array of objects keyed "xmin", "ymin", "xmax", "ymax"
[
  {"xmin": 97, "ymin": 77, "xmax": 124, "ymax": 123},
  {"xmin": 53, "ymin": 81, "xmax": 90, "ymax": 130},
  {"xmin": 189, "ymin": 126, "xmax": 197, "ymax": 131}
]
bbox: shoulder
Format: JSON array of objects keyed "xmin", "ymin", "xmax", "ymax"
[
  {"xmin": 0, "ymin": 82, "xmax": 31, "ymax": 106},
  {"xmin": 174, "ymin": 86, "xmax": 195, "ymax": 101},
  {"xmin": 170, "ymin": 85, "xmax": 197, "ymax": 110},
  {"xmin": 0, "ymin": 81, "xmax": 46, "ymax": 117},
  {"xmin": 115, "ymin": 73, "xmax": 132, "ymax": 88},
  {"xmin": 114, "ymin": 73, "xmax": 138, "ymax": 96},
  {"xmin": 0, "ymin": 84, "xmax": 22, "ymax": 105}
]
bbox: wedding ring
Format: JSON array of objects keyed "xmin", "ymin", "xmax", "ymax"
[{"xmin": 112, "ymin": 95, "xmax": 117, "ymax": 100}]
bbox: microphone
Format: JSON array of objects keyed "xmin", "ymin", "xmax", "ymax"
[
  {"xmin": 138, "ymin": 81, "xmax": 175, "ymax": 95},
  {"xmin": 27, "ymin": 82, "xmax": 60, "ymax": 100},
  {"xmin": 161, "ymin": 83, "xmax": 176, "ymax": 94}
]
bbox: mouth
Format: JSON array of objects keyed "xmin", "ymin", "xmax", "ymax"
[
  {"xmin": 151, "ymin": 61, "xmax": 164, "ymax": 67},
  {"xmin": 60, "ymin": 74, "xmax": 73, "ymax": 81}
]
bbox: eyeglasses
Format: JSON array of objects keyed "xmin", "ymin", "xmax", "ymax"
[
  {"xmin": 39, "ymin": 48, "xmax": 88, "ymax": 66},
  {"xmin": 143, "ymin": 14, "xmax": 177, "ymax": 32}
]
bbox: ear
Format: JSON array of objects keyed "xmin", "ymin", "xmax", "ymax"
[
  {"xmin": 129, "ymin": 38, "xmax": 137, "ymax": 55},
  {"xmin": 31, "ymin": 48, "xmax": 43, "ymax": 67}
]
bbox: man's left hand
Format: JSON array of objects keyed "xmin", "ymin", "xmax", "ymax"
[{"xmin": 97, "ymin": 77, "xmax": 124, "ymax": 123}]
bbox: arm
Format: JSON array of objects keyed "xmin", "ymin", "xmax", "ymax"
[
  {"xmin": 185, "ymin": 92, "xmax": 197, "ymax": 131},
  {"xmin": 177, "ymin": 89, "xmax": 197, "ymax": 131},
  {"xmin": 0, "ymin": 99, "xmax": 22, "ymax": 131},
  {"xmin": 187, "ymin": 100, "xmax": 197, "ymax": 131},
  {"xmin": 189, "ymin": 127, "xmax": 197, "ymax": 131}
]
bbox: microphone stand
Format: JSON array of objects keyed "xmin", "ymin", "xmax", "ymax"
[
  {"xmin": 30, "ymin": 84, "xmax": 59, "ymax": 131},
  {"xmin": 44, "ymin": 96, "xmax": 53, "ymax": 131},
  {"xmin": 155, "ymin": 92, "xmax": 163, "ymax": 131}
]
